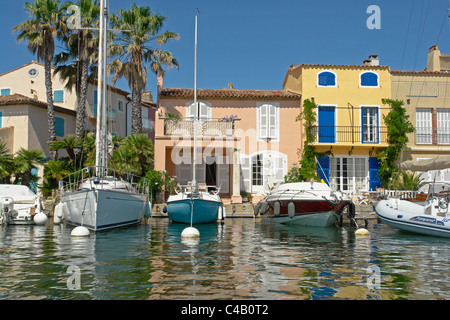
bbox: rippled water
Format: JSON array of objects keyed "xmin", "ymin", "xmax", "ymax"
[{"xmin": 0, "ymin": 218, "xmax": 449, "ymax": 300}]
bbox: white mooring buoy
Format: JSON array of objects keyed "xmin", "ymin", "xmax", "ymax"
[
  {"xmin": 181, "ymin": 227, "xmax": 200, "ymax": 239},
  {"xmin": 33, "ymin": 212, "xmax": 48, "ymax": 225},
  {"xmin": 355, "ymin": 228, "xmax": 370, "ymax": 236},
  {"xmin": 71, "ymin": 226, "xmax": 90, "ymax": 237}
]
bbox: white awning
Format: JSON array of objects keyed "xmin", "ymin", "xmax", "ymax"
[{"xmin": 400, "ymin": 156, "xmax": 450, "ymax": 172}]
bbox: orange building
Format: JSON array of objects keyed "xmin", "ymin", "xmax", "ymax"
[{"xmin": 154, "ymin": 83, "xmax": 301, "ymax": 203}]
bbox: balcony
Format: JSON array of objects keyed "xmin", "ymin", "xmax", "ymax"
[
  {"xmin": 88, "ymin": 103, "xmax": 116, "ymax": 121},
  {"xmin": 164, "ymin": 119, "xmax": 234, "ymax": 137},
  {"xmin": 416, "ymin": 127, "xmax": 450, "ymax": 145},
  {"xmin": 307, "ymin": 126, "xmax": 388, "ymax": 144}
]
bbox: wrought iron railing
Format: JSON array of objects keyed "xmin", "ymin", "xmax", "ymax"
[
  {"xmin": 307, "ymin": 126, "xmax": 388, "ymax": 144},
  {"xmin": 164, "ymin": 119, "xmax": 234, "ymax": 136}
]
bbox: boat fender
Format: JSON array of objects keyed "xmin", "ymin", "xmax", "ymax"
[
  {"xmin": 218, "ymin": 206, "xmax": 226, "ymax": 220},
  {"xmin": 274, "ymin": 201, "xmax": 281, "ymax": 216},
  {"xmin": 347, "ymin": 202, "xmax": 356, "ymax": 219},
  {"xmin": 253, "ymin": 203, "xmax": 261, "ymax": 216},
  {"xmin": 54, "ymin": 202, "xmax": 64, "ymax": 224},
  {"xmin": 260, "ymin": 202, "xmax": 268, "ymax": 214},
  {"xmin": 163, "ymin": 206, "xmax": 167, "ymax": 213},
  {"xmin": 288, "ymin": 201, "xmax": 295, "ymax": 219},
  {"xmin": 33, "ymin": 212, "xmax": 48, "ymax": 225},
  {"xmin": 355, "ymin": 228, "xmax": 370, "ymax": 236}
]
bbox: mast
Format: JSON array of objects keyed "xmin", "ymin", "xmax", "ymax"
[
  {"xmin": 192, "ymin": 14, "xmax": 198, "ymax": 190},
  {"xmin": 95, "ymin": 0, "xmax": 108, "ymax": 177}
]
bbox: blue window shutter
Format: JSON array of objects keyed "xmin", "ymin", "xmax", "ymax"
[
  {"xmin": 0, "ymin": 112, "xmax": 2, "ymax": 129},
  {"xmin": 318, "ymin": 72, "xmax": 335, "ymax": 86},
  {"xmin": 55, "ymin": 117, "xmax": 65, "ymax": 137},
  {"xmin": 369, "ymin": 157, "xmax": 381, "ymax": 191},
  {"xmin": 1, "ymin": 89, "xmax": 11, "ymax": 96},
  {"xmin": 54, "ymin": 90, "xmax": 64, "ymax": 102},
  {"xmin": 361, "ymin": 72, "xmax": 378, "ymax": 86},
  {"xmin": 317, "ymin": 156, "xmax": 330, "ymax": 185}
]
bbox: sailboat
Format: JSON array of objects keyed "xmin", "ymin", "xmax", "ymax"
[
  {"xmin": 57, "ymin": 0, "xmax": 151, "ymax": 231},
  {"xmin": 166, "ymin": 15, "xmax": 224, "ymax": 224}
]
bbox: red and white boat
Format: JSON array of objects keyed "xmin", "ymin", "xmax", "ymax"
[{"xmin": 256, "ymin": 182, "xmax": 354, "ymax": 227}]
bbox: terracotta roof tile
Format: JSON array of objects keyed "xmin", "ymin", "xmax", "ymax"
[
  {"xmin": 0, "ymin": 93, "xmax": 76, "ymax": 115},
  {"xmin": 160, "ymin": 88, "xmax": 301, "ymax": 100}
]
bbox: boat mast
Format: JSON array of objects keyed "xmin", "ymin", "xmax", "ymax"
[
  {"xmin": 192, "ymin": 14, "xmax": 198, "ymax": 191},
  {"xmin": 95, "ymin": 0, "xmax": 108, "ymax": 177}
]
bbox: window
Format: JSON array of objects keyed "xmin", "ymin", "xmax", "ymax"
[
  {"xmin": 53, "ymin": 90, "xmax": 64, "ymax": 102},
  {"xmin": 252, "ymin": 154, "xmax": 263, "ymax": 186},
  {"xmin": 28, "ymin": 68, "xmax": 38, "ymax": 78},
  {"xmin": 360, "ymin": 72, "xmax": 379, "ymax": 87},
  {"xmin": 187, "ymin": 101, "xmax": 211, "ymax": 121},
  {"xmin": 317, "ymin": 71, "xmax": 336, "ymax": 87},
  {"xmin": 416, "ymin": 108, "xmax": 432, "ymax": 144},
  {"xmin": 330, "ymin": 157, "xmax": 367, "ymax": 192},
  {"xmin": 0, "ymin": 88, "xmax": 11, "ymax": 96},
  {"xmin": 257, "ymin": 102, "xmax": 279, "ymax": 140},
  {"xmin": 437, "ymin": 109, "xmax": 450, "ymax": 144},
  {"xmin": 361, "ymin": 106, "xmax": 379, "ymax": 143},
  {"xmin": 118, "ymin": 100, "xmax": 124, "ymax": 112},
  {"xmin": 55, "ymin": 117, "xmax": 65, "ymax": 137}
]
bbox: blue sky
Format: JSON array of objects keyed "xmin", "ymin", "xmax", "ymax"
[{"xmin": 1, "ymin": 0, "xmax": 450, "ymax": 97}]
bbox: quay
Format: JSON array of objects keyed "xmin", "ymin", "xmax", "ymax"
[{"xmin": 150, "ymin": 203, "xmax": 378, "ymax": 227}]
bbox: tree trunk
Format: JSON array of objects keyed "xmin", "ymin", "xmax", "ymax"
[
  {"xmin": 131, "ymin": 86, "xmax": 143, "ymax": 134},
  {"xmin": 76, "ymin": 58, "xmax": 89, "ymax": 140},
  {"xmin": 44, "ymin": 39, "xmax": 57, "ymax": 160}
]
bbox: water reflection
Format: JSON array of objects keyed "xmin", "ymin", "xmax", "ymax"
[{"xmin": 0, "ymin": 218, "xmax": 449, "ymax": 300}]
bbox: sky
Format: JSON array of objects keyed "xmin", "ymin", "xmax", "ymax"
[{"xmin": 1, "ymin": 0, "xmax": 450, "ymax": 98}]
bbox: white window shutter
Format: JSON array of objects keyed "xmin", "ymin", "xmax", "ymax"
[{"xmin": 259, "ymin": 104, "xmax": 268, "ymax": 138}]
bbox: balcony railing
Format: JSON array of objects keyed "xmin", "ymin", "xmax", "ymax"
[
  {"xmin": 164, "ymin": 119, "xmax": 234, "ymax": 137},
  {"xmin": 307, "ymin": 126, "xmax": 388, "ymax": 144},
  {"xmin": 416, "ymin": 127, "xmax": 450, "ymax": 145}
]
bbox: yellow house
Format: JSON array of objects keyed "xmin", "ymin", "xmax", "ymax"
[{"xmin": 283, "ymin": 56, "xmax": 392, "ymax": 192}]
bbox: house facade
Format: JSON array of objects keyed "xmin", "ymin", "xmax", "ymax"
[
  {"xmin": 154, "ymin": 85, "xmax": 302, "ymax": 203},
  {"xmin": 283, "ymin": 56, "xmax": 392, "ymax": 192},
  {"xmin": 0, "ymin": 61, "xmax": 153, "ymax": 157},
  {"xmin": 391, "ymin": 45, "xmax": 450, "ymax": 183}
]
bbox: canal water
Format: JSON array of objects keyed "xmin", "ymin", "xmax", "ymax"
[{"xmin": 0, "ymin": 218, "xmax": 449, "ymax": 300}]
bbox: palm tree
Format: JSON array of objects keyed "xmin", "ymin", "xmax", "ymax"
[
  {"xmin": 48, "ymin": 134, "xmax": 81, "ymax": 164},
  {"xmin": 56, "ymin": 0, "xmax": 100, "ymax": 140},
  {"xmin": 13, "ymin": 0, "xmax": 66, "ymax": 160},
  {"xmin": 14, "ymin": 148, "xmax": 45, "ymax": 187},
  {"xmin": 109, "ymin": 4, "xmax": 179, "ymax": 134},
  {"xmin": 115, "ymin": 133, "xmax": 154, "ymax": 177},
  {"xmin": 0, "ymin": 141, "xmax": 14, "ymax": 183}
]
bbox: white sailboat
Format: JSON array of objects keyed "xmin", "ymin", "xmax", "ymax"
[
  {"xmin": 57, "ymin": 0, "xmax": 151, "ymax": 231},
  {"xmin": 166, "ymin": 14, "xmax": 224, "ymax": 224}
]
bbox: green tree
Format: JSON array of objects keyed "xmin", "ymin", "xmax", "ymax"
[
  {"xmin": 115, "ymin": 133, "xmax": 154, "ymax": 177},
  {"xmin": 0, "ymin": 141, "xmax": 14, "ymax": 183},
  {"xmin": 13, "ymin": 0, "xmax": 66, "ymax": 159},
  {"xmin": 285, "ymin": 99, "xmax": 331, "ymax": 183},
  {"xmin": 14, "ymin": 148, "xmax": 45, "ymax": 187},
  {"xmin": 378, "ymin": 99, "xmax": 415, "ymax": 187},
  {"xmin": 48, "ymin": 134, "xmax": 82, "ymax": 164},
  {"xmin": 56, "ymin": 0, "xmax": 100, "ymax": 141},
  {"xmin": 109, "ymin": 4, "xmax": 179, "ymax": 134}
]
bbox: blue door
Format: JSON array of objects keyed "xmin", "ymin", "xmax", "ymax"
[{"xmin": 318, "ymin": 107, "xmax": 335, "ymax": 143}]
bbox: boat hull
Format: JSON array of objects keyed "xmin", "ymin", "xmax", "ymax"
[
  {"xmin": 167, "ymin": 197, "xmax": 222, "ymax": 224},
  {"xmin": 375, "ymin": 199, "xmax": 450, "ymax": 238},
  {"xmin": 61, "ymin": 188, "xmax": 149, "ymax": 231}
]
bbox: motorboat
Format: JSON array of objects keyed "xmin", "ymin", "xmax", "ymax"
[
  {"xmin": 0, "ymin": 184, "xmax": 48, "ymax": 225},
  {"xmin": 256, "ymin": 181, "xmax": 353, "ymax": 227},
  {"xmin": 375, "ymin": 182, "xmax": 450, "ymax": 238},
  {"xmin": 56, "ymin": 1, "xmax": 151, "ymax": 232},
  {"xmin": 166, "ymin": 15, "xmax": 223, "ymax": 225}
]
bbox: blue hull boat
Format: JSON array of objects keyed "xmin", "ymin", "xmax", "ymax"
[{"xmin": 167, "ymin": 192, "xmax": 223, "ymax": 224}]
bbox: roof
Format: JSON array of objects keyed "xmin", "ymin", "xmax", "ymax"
[
  {"xmin": 0, "ymin": 94, "xmax": 76, "ymax": 116},
  {"xmin": 391, "ymin": 70, "xmax": 450, "ymax": 75},
  {"xmin": 160, "ymin": 88, "xmax": 301, "ymax": 100},
  {"xmin": 289, "ymin": 63, "xmax": 390, "ymax": 71}
]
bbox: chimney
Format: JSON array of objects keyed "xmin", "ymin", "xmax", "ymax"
[
  {"xmin": 426, "ymin": 44, "xmax": 441, "ymax": 72},
  {"xmin": 363, "ymin": 55, "xmax": 379, "ymax": 66},
  {"xmin": 227, "ymin": 82, "xmax": 233, "ymax": 90}
]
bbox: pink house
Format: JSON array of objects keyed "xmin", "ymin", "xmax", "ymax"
[{"xmin": 154, "ymin": 83, "xmax": 302, "ymax": 203}]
